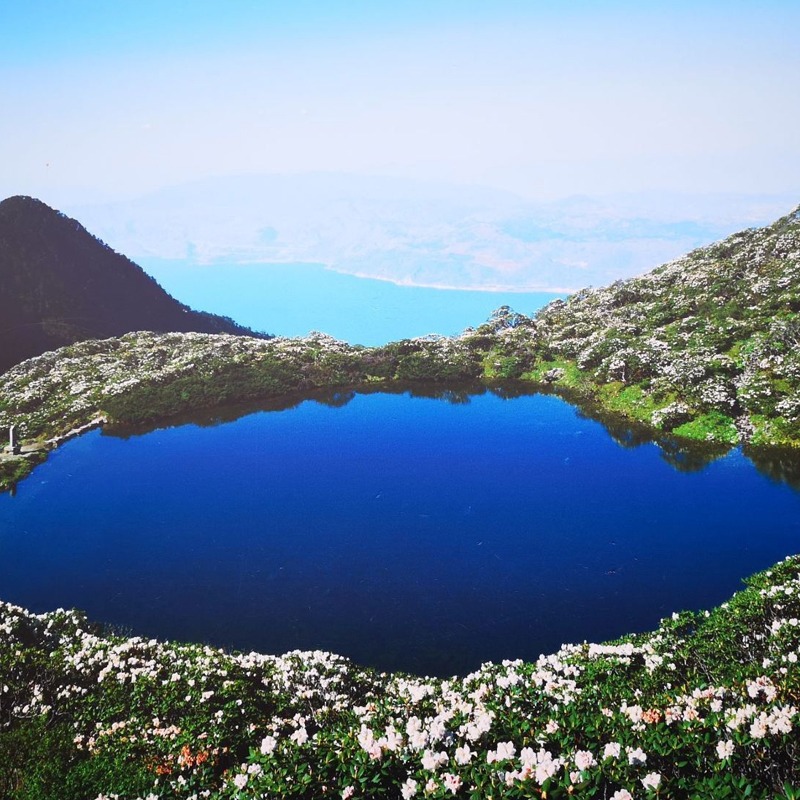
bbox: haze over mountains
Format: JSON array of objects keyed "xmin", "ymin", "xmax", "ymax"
[
  {"xmin": 65, "ymin": 174, "xmax": 797, "ymax": 292},
  {"xmin": 0, "ymin": 196, "xmax": 260, "ymax": 374}
]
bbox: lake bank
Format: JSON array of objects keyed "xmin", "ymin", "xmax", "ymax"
[{"xmin": 2, "ymin": 554, "xmax": 799, "ymax": 798}]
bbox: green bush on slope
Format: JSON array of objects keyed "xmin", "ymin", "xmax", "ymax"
[{"xmin": 2, "ymin": 556, "xmax": 799, "ymax": 799}]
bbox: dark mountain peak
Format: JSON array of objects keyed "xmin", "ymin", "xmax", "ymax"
[
  {"xmin": 0, "ymin": 195, "xmax": 266, "ymax": 373},
  {"xmin": 0, "ymin": 194, "xmax": 52, "ymax": 211},
  {"xmin": 0, "ymin": 195, "xmax": 78, "ymax": 227}
]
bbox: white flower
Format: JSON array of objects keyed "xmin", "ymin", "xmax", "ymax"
[
  {"xmin": 290, "ymin": 726, "xmax": 309, "ymax": 746},
  {"xmin": 716, "ymin": 740, "xmax": 735, "ymax": 760},
  {"xmin": 454, "ymin": 745, "xmax": 474, "ymax": 765},
  {"xmin": 442, "ymin": 773, "xmax": 462, "ymax": 795},
  {"xmin": 574, "ymin": 750, "xmax": 596, "ymax": 771},
  {"xmin": 232, "ymin": 773, "xmax": 248, "ymax": 790},
  {"xmin": 384, "ymin": 726, "xmax": 403, "ymax": 752},
  {"xmin": 406, "ymin": 717, "xmax": 422, "ymax": 735},
  {"xmin": 746, "ymin": 676, "xmax": 777, "ymax": 702},
  {"xmin": 750, "ymin": 716, "xmax": 768, "ymax": 739},
  {"xmin": 767, "ymin": 706, "xmax": 794, "ymax": 734},
  {"xmin": 519, "ymin": 747, "xmax": 536, "ymax": 767},
  {"xmin": 260, "ymin": 735, "xmax": 277, "ymax": 755},
  {"xmin": 627, "ymin": 746, "xmax": 647, "ymax": 765},
  {"xmin": 534, "ymin": 758, "xmax": 559, "ymax": 785},
  {"xmin": 421, "ymin": 750, "xmax": 438, "ymax": 771},
  {"xmin": 603, "ymin": 742, "xmax": 621, "ymax": 760},
  {"xmin": 504, "ymin": 769, "xmax": 521, "ymax": 786},
  {"xmin": 357, "ymin": 725, "xmax": 382, "ymax": 759},
  {"xmin": 342, "ymin": 786, "xmax": 355, "ymax": 800},
  {"xmin": 401, "ymin": 778, "xmax": 418, "ymax": 800},
  {"xmin": 611, "ymin": 791, "xmax": 633, "ymax": 800},
  {"xmin": 421, "ymin": 749, "xmax": 449, "ymax": 771},
  {"xmin": 495, "ymin": 741, "xmax": 516, "ymax": 761},
  {"xmin": 642, "ymin": 772, "xmax": 661, "ymax": 791},
  {"xmin": 407, "ymin": 724, "xmax": 428, "ymax": 751}
]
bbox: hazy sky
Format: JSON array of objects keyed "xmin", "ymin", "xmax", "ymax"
[{"xmin": 2, "ymin": 0, "xmax": 799, "ymax": 205}]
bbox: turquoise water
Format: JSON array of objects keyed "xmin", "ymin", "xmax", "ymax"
[
  {"xmin": 139, "ymin": 258, "xmax": 562, "ymax": 345},
  {"xmin": 2, "ymin": 390, "xmax": 799, "ymax": 676}
]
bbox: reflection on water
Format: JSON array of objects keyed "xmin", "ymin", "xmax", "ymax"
[
  {"xmin": 107, "ymin": 381, "xmax": 740, "ymax": 475},
  {"xmin": 745, "ymin": 446, "xmax": 800, "ymax": 492},
  {"xmin": 2, "ymin": 387, "xmax": 800, "ymax": 676}
]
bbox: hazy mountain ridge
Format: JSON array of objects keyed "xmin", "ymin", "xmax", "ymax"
[
  {"xmin": 66, "ymin": 175, "xmax": 796, "ymax": 292},
  {"xmin": 0, "ymin": 196, "xmax": 264, "ymax": 373}
]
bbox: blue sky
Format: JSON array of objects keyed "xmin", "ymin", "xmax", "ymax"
[{"xmin": 3, "ymin": 1, "xmax": 799, "ymax": 205}]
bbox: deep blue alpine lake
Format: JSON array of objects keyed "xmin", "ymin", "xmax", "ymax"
[{"xmin": 2, "ymin": 389, "xmax": 800, "ymax": 676}]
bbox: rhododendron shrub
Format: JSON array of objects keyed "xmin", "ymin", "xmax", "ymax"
[{"xmin": 1, "ymin": 556, "xmax": 799, "ymax": 798}]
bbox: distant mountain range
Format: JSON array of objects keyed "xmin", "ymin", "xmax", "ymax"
[
  {"xmin": 65, "ymin": 174, "xmax": 797, "ymax": 291},
  {"xmin": 0, "ymin": 196, "xmax": 263, "ymax": 373}
]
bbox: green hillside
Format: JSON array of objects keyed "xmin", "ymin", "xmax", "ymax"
[
  {"xmin": 0, "ymin": 196, "xmax": 264, "ymax": 374},
  {"xmin": 519, "ymin": 203, "xmax": 800, "ymax": 447},
  {"xmin": 2, "ymin": 556, "xmax": 799, "ymax": 798}
]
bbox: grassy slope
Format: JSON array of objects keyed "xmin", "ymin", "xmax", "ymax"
[{"xmin": 524, "ymin": 204, "xmax": 800, "ymax": 446}]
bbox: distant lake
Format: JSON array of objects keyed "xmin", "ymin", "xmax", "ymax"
[
  {"xmin": 139, "ymin": 258, "xmax": 562, "ymax": 345},
  {"xmin": 2, "ymin": 389, "xmax": 799, "ymax": 676}
]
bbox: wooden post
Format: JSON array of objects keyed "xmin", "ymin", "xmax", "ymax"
[{"xmin": 8, "ymin": 424, "xmax": 21, "ymax": 455}]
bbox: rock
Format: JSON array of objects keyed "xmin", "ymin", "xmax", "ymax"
[{"xmin": 542, "ymin": 368, "xmax": 566, "ymax": 383}]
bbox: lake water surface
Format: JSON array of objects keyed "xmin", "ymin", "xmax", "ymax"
[
  {"xmin": 139, "ymin": 258, "xmax": 562, "ymax": 345},
  {"xmin": 2, "ymin": 390, "xmax": 799, "ymax": 676}
]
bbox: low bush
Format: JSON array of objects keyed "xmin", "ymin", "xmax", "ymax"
[{"xmin": 2, "ymin": 556, "xmax": 799, "ymax": 798}]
